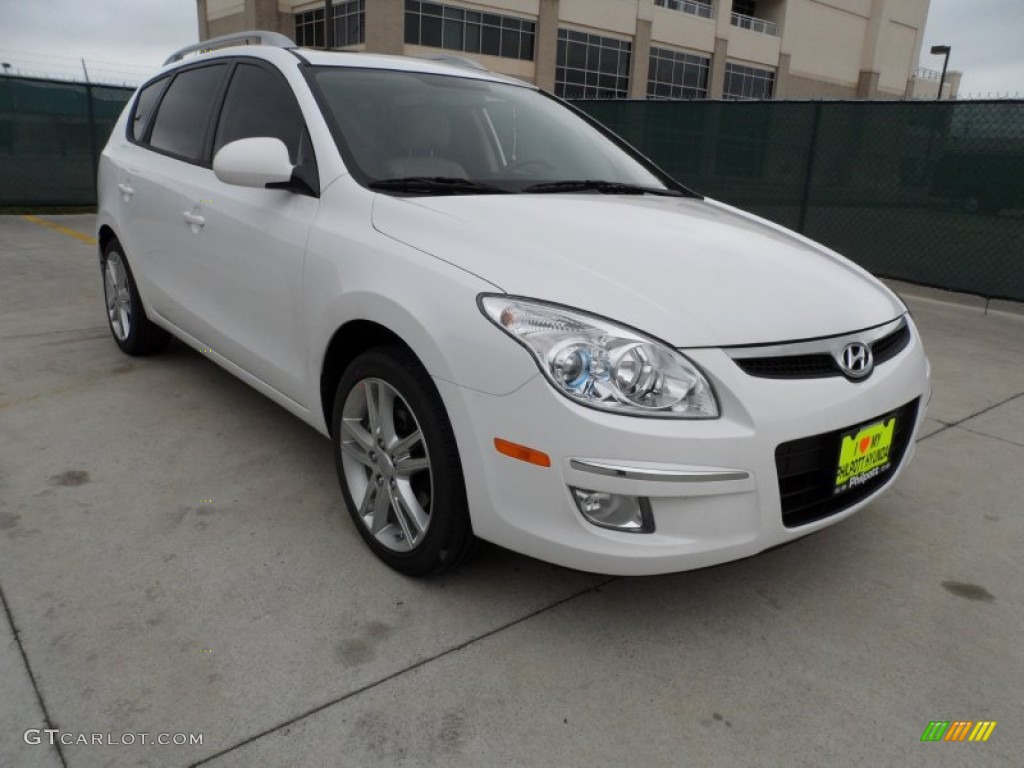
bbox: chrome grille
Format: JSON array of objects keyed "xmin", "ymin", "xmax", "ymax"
[{"xmin": 728, "ymin": 317, "xmax": 910, "ymax": 381}]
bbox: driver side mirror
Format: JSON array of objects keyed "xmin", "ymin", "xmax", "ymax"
[{"xmin": 213, "ymin": 137, "xmax": 294, "ymax": 189}]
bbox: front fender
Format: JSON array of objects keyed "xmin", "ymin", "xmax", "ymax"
[{"xmin": 304, "ymin": 187, "xmax": 538, "ymax": 431}]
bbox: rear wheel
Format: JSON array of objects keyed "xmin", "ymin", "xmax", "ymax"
[
  {"xmin": 101, "ymin": 239, "xmax": 170, "ymax": 356},
  {"xmin": 332, "ymin": 346, "xmax": 476, "ymax": 575}
]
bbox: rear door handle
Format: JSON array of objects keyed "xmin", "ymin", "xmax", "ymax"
[
  {"xmin": 182, "ymin": 211, "xmax": 205, "ymax": 228},
  {"xmin": 117, "ymin": 183, "xmax": 134, "ymax": 198}
]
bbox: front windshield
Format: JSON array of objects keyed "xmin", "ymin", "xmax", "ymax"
[{"xmin": 310, "ymin": 67, "xmax": 677, "ymax": 194}]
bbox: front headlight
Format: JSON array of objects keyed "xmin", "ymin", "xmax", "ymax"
[{"xmin": 479, "ymin": 296, "xmax": 719, "ymax": 419}]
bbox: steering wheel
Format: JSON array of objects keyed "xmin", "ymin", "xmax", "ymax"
[{"xmin": 501, "ymin": 159, "xmax": 555, "ymax": 176}]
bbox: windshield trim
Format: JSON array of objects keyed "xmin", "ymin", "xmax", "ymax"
[{"xmin": 301, "ymin": 64, "xmax": 702, "ymax": 200}]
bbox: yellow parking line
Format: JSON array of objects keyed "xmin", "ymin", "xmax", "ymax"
[{"xmin": 21, "ymin": 215, "xmax": 97, "ymax": 246}]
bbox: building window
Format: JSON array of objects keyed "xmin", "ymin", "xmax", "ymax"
[
  {"xmin": 653, "ymin": 0, "xmax": 713, "ymax": 20},
  {"xmin": 295, "ymin": 8, "xmax": 325, "ymax": 48},
  {"xmin": 647, "ymin": 47, "xmax": 709, "ymax": 99},
  {"xmin": 723, "ymin": 62, "xmax": 775, "ymax": 100},
  {"xmin": 732, "ymin": 0, "xmax": 757, "ymax": 16},
  {"xmin": 730, "ymin": 0, "xmax": 778, "ymax": 36},
  {"xmin": 404, "ymin": 1, "xmax": 536, "ymax": 61},
  {"xmin": 332, "ymin": 0, "xmax": 366, "ymax": 47},
  {"xmin": 555, "ymin": 29, "xmax": 632, "ymax": 99},
  {"xmin": 295, "ymin": 1, "xmax": 365, "ymax": 49}
]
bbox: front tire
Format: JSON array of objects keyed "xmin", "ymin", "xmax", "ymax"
[
  {"xmin": 101, "ymin": 239, "xmax": 170, "ymax": 356},
  {"xmin": 332, "ymin": 346, "xmax": 476, "ymax": 576}
]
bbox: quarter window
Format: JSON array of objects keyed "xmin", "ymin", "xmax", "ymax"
[
  {"xmin": 148, "ymin": 65, "xmax": 228, "ymax": 161},
  {"xmin": 213, "ymin": 64, "xmax": 306, "ymax": 163},
  {"xmin": 130, "ymin": 77, "xmax": 168, "ymax": 141},
  {"xmin": 555, "ymin": 29, "xmax": 632, "ymax": 100}
]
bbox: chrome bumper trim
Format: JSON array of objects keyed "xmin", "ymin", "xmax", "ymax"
[{"xmin": 569, "ymin": 459, "xmax": 750, "ymax": 483}]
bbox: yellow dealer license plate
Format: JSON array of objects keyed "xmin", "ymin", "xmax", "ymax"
[{"xmin": 835, "ymin": 416, "xmax": 897, "ymax": 494}]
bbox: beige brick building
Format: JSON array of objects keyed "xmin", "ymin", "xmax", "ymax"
[{"xmin": 196, "ymin": 0, "xmax": 960, "ymax": 100}]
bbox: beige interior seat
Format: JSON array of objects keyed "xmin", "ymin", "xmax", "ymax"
[{"xmin": 385, "ymin": 106, "xmax": 467, "ymax": 179}]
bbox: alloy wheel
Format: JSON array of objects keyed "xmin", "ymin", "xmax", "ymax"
[
  {"xmin": 104, "ymin": 251, "xmax": 132, "ymax": 341},
  {"xmin": 339, "ymin": 378, "xmax": 433, "ymax": 552}
]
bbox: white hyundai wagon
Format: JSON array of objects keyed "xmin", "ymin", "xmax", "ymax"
[{"xmin": 97, "ymin": 32, "xmax": 930, "ymax": 576}]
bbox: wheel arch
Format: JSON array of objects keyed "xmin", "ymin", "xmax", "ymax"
[
  {"xmin": 312, "ymin": 281, "xmax": 534, "ymax": 437},
  {"xmin": 319, "ymin": 319, "xmax": 420, "ymax": 436},
  {"xmin": 97, "ymin": 224, "xmax": 118, "ymax": 261}
]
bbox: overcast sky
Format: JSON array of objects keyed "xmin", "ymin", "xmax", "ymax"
[
  {"xmin": 922, "ymin": 0, "xmax": 1024, "ymax": 97},
  {"xmin": 0, "ymin": 0, "xmax": 1021, "ymax": 96}
]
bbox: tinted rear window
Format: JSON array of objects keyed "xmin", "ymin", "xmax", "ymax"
[{"xmin": 149, "ymin": 64, "xmax": 227, "ymax": 161}]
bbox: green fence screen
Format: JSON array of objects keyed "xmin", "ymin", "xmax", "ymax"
[
  {"xmin": 575, "ymin": 99, "xmax": 1024, "ymax": 301},
  {"xmin": 0, "ymin": 76, "xmax": 134, "ymax": 206},
  {"xmin": 1, "ymin": 74, "xmax": 1021, "ymax": 301}
]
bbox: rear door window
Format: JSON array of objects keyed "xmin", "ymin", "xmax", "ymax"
[{"xmin": 148, "ymin": 64, "xmax": 228, "ymax": 162}]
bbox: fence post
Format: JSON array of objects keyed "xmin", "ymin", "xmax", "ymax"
[
  {"xmin": 84, "ymin": 82, "xmax": 100, "ymax": 192},
  {"xmin": 797, "ymin": 100, "xmax": 823, "ymax": 234}
]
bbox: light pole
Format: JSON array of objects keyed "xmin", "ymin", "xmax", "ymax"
[{"xmin": 931, "ymin": 45, "xmax": 951, "ymax": 101}]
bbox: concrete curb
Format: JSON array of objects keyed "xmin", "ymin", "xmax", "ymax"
[
  {"xmin": 882, "ymin": 278, "xmax": 1024, "ymax": 319},
  {"xmin": 987, "ymin": 298, "xmax": 1024, "ymax": 320}
]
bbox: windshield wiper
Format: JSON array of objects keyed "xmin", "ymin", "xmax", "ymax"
[
  {"xmin": 523, "ymin": 180, "xmax": 685, "ymax": 196},
  {"xmin": 368, "ymin": 177, "xmax": 509, "ymax": 195}
]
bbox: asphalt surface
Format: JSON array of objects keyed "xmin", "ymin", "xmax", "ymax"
[{"xmin": 1, "ymin": 214, "xmax": 1022, "ymax": 768}]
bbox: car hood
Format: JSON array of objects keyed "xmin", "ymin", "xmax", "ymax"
[{"xmin": 371, "ymin": 193, "xmax": 905, "ymax": 347}]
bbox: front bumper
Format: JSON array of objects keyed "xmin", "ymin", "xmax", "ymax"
[{"xmin": 437, "ymin": 321, "xmax": 931, "ymax": 576}]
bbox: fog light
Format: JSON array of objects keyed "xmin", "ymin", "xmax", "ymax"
[{"xmin": 571, "ymin": 487, "xmax": 654, "ymax": 533}]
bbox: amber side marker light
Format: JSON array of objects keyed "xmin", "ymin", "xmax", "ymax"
[{"xmin": 494, "ymin": 438, "xmax": 551, "ymax": 468}]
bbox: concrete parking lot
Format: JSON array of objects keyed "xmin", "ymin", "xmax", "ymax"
[{"xmin": 1, "ymin": 213, "xmax": 1022, "ymax": 768}]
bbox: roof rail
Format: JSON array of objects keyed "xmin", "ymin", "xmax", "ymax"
[
  {"xmin": 164, "ymin": 31, "xmax": 296, "ymax": 66},
  {"xmin": 414, "ymin": 54, "xmax": 488, "ymax": 72}
]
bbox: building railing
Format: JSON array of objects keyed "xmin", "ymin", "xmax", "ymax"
[
  {"xmin": 654, "ymin": 0, "xmax": 714, "ymax": 20},
  {"xmin": 730, "ymin": 12, "xmax": 779, "ymax": 37},
  {"xmin": 914, "ymin": 66, "xmax": 942, "ymax": 81}
]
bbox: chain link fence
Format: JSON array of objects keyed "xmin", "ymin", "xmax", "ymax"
[
  {"xmin": 2, "ymin": 75, "xmax": 1021, "ymax": 300},
  {"xmin": 576, "ymin": 99, "xmax": 1024, "ymax": 301},
  {"xmin": 0, "ymin": 76, "xmax": 133, "ymax": 206}
]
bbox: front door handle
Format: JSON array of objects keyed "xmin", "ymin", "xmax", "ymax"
[{"xmin": 182, "ymin": 211, "xmax": 205, "ymax": 228}]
